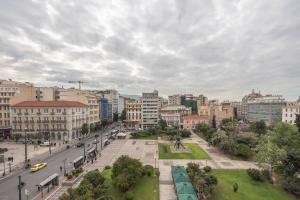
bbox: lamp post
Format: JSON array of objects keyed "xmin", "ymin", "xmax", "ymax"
[
  {"xmin": 48, "ymin": 132, "xmax": 51, "ymax": 155},
  {"xmin": 95, "ymin": 134, "xmax": 99, "ymax": 152},
  {"xmin": 24, "ymin": 128, "xmax": 28, "ymax": 168}
]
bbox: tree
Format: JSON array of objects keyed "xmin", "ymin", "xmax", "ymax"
[
  {"xmin": 295, "ymin": 114, "xmax": 300, "ymax": 132},
  {"xmin": 81, "ymin": 123, "xmax": 89, "ymax": 137},
  {"xmin": 13, "ymin": 133, "xmax": 22, "ymax": 142},
  {"xmin": 256, "ymin": 132, "xmax": 287, "ymax": 183},
  {"xmin": 158, "ymin": 119, "xmax": 167, "ymax": 130},
  {"xmin": 120, "ymin": 109, "xmax": 126, "ymax": 122},
  {"xmin": 212, "ymin": 115, "xmax": 217, "ymax": 128},
  {"xmin": 95, "ymin": 122, "xmax": 102, "ymax": 131},
  {"xmin": 112, "ymin": 155, "xmax": 143, "ymax": 192},
  {"xmin": 113, "ymin": 112, "xmax": 118, "ymax": 122},
  {"xmin": 250, "ymin": 120, "xmax": 267, "ymax": 135}
]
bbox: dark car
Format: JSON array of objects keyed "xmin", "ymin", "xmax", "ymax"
[{"xmin": 76, "ymin": 142, "xmax": 84, "ymax": 148}]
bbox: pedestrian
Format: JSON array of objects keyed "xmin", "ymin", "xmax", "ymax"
[{"xmin": 60, "ymin": 166, "xmax": 62, "ymax": 172}]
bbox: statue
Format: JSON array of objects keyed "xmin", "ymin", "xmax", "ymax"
[{"xmin": 174, "ymin": 132, "xmax": 185, "ymax": 150}]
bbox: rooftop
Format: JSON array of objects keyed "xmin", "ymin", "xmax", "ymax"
[{"xmin": 13, "ymin": 100, "xmax": 87, "ymax": 108}]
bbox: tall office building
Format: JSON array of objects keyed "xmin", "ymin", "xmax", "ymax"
[
  {"xmin": 248, "ymin": 95, "xmax": 286, "ymax": 125},
  {"xmin": 141, "ymin": 90, "xmax": 159, "ymax": 129}
]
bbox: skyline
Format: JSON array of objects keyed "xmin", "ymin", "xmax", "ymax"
[{"xmin": 0, "ymin": 0, "xmax": 300, "ymax": 100}]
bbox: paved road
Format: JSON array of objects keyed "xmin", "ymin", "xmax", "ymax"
[{"xmin": 0, "ymin": 123, "xmax": 119, "ymax": 200}]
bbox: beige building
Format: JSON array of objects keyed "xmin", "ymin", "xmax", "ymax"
[
  {"xmin": 0, "ymin": 80, "xmax": 36, "ymax": 139},
  {"xmin": 125, "ymin": 100, "xmax": 142, "ymax": 129},
  {"xmin": 198, "ymin": 102, "xmax": 233, "ymax": 126},
  {"xmin": 142, "ymin": 90, "xmax": 159, "ymax": 129},
  {"xmin": 41, "ymin": 88, "xmax": 100, "ymax": 126},
  {"xmin": 168, "ymin": 94, "xmax": 182, "ymax": 105},
  {"xmin": 282, "ymin": 102, "xmax": 300, "ymax": 124},
  {"xmin": 11, "ymin": 101, "xmax": 88, "ymax": 141},
  {"xmin": 196, "ymin": 95, "xmax": 208, "ymax": 107},
  {"xmin": 183, "ymin": 115, "xmax": 209, "ymax": 130}
]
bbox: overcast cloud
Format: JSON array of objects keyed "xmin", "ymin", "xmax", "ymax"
[{"xmin": 0, "ymin": 0, "xmax": 299, "ymax": 100}]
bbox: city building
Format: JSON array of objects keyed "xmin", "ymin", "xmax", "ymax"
[
  {"xmin": 11, "ymin": 101, "xmax": 88, "ymax": 141},
  {"xmin": 160, "ymin": 105, "xmax": 192, "ymax": 127},
  {"xmin": 168, "ymin": 94, "xmax": 182, "ymax": 105},
  {"xmin": 35, "ymin": 87, "xmax": 59, "ymax": 101},
  {"xmin": 125, "ymin": 100, "xmax": 142, "ymax": 129},
  {"xmin": 97, "ymin": 90, "xmax": 119, "ymax": 115},
  {"xmin": 158, "ymin": 97, "xmax": 168, "ymax": 109},
  {"xmin": 198, "ymin": 102, "xmax": 234, "ymax": 126},
  {"xmin": 231, "ymin": 101, "xmax": 242, "ymax": 119},
  {"xmin": 52, "ymin": 88, "xmax": 100, "ymax": 127},
  {"xmin": 282, "ymin": 102, "xmax": 300, "ymax": 124},
  {"xmin": 141, "ymin": 90, "xmax": 159, "ymax": 129},
  {"xmin": 183, "ymin": 115, "xmax": 209, "ymax": 130},
  {"xmin": 0, "ymin": 80, "xmax": 36, "ymax": 139},
  {"xmin": 99, "ymin": 97, "xmax": 113, "ymax": 122},
  {"xmin": 247, "ymin": 95, "xmax": 286, "ymax": 125},
  {"xmin": 197, "ymin": 94, "xmax": 208, "ymax": 107},
  {"xmin": 241, "ymin": 89, "xmax": 263, "ymax": 120}
]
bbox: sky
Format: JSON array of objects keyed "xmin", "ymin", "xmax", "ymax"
[{"xmin": 0, "ymin": 0, "xmax": 299, "ymax": 101}]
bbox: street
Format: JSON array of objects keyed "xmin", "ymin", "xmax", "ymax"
[{"xmin": 0, "ymin": 123, "xmax": 118, "ymax": 200}]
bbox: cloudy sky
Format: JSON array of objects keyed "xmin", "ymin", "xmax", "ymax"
[{"xmin": 0, "ymin": 0, "xmax": 299, "ymax": 100}]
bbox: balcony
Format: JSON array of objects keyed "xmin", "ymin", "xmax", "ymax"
[
  {"xmin": 50, "ymin": 112, "xmax": 55, "ymax": 115},
  {"xmin": 37, "ymin": 112, "xmax": 41, "ymax": 115},
  {"xmin": 24, "ymin": 112, "xmax": 28, "ymax": 115}
]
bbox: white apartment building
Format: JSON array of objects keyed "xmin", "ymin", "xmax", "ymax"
[
  {"xmin": 0, "ymin": 79, "xmax": 36, "ymax": 139},
  {"xmin": 142, "ymin": 90, "xmax": 159, "ymax": 129},
  {"xmin": 282, "ymin": 102, "xmax": 300, "ymax": 124},
  {"xmin": 160, "ymin": 105, "xmax": 192, "ymax": 126},
  {"xmin": 11, "ymin": 101, "xmax": 88, "ymax": 141},
  {"xmin": 125, "ymin": 100, "xmax": 142, "ymax": 129}
]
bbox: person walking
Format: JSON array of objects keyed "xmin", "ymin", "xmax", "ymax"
[{"xmin": 60, "ymin": 166, "xmax": 63, "ymax": 172}]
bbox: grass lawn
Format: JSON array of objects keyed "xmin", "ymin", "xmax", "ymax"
[
  {"xmin": 130, "ymin": 132, "xmax": 158, "ymax": 140},
  {"xmin": 102, "ymin": 169, "xmax": 159, "ymax": 200},
  {"xmin": 158, "ymin": 143, "xmax": 210, "ymax": 159},
  {"xmin": 211, "ymin": 169, "xmax": 295, "ymax": 200}
]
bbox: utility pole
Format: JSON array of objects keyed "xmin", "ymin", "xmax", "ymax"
[
  {"xmin": 24, "ymin": 129, "xmax": 28, "ymax": 168},
  {"xmin": 2, "ymin": 154, "xmax": 5, "ymax": 176},
  {"xmin": 63, "ymin": 159, "xmax": 67, "ymax": 176},
  {"xmin": 18, "ymin": 175, "xmax": 22, "ymax": 200},
  {"xmin": 48, "ymin": 132, "xmax": 51, "ymax": 155},
  {"xmin": 83, "ymin": 142, "xmax": 86, "ymax": 162}
]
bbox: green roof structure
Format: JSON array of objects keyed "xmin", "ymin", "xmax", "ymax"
[
  {"xmin": 173, "ymin": 172, "xmax": 191, "ymax": 183},
  {"xmin": 171, "ymin": 165, "xmax": 199, "ymax": 200},
  {"xmin": 178, "ymin": 194, "xmax": 198, "ymax": 200}
]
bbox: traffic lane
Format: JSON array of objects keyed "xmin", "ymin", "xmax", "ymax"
[
  {"xmin": 1, "ymin": 145, "xmax": 83, "ymax": 200},
  {"xmin": 0, "ymin": 127, "xmax": 116, "ymax": 200}
]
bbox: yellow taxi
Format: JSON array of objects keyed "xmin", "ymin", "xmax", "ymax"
[{"xmin": 31, "ymin": 163, "xmax": 47, "ymax": 172}]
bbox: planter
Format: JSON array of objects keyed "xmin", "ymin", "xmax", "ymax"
[{"xmin": 62, "ymin": 173, "xmax": 84, "ymax": 186}]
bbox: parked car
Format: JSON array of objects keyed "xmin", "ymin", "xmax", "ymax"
[
  {"xmin": 31, "ymin": 163, "xmax": 47, "ymax": 172},
  {"xmin": 76, "ymin": 142, "xmax": 84, "ymax": 148},
  {"xmin": 104, "ymin": 139, "xmax": 110, "ymax": 146}
]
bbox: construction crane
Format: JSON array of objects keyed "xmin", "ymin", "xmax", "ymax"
[{"xmin": 68, "ymin": 80, "xmax": 87, "ymax": 90}]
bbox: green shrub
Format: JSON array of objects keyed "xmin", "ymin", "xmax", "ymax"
[
  {"xmin": 203, "ymin": 166, "xmax": 212, "ymax": 173},
  {"xmin": 105, "ymin": 165, "xmax": 111, "ymax": 170},
  {"xmin": 261, "ymin": 169, "xmax": 271, "ymax": 182},
  {"xmin": 181, "ymin": 130, "xmax": 191, "ymax": 138},
  {"xmin": 233, "ymin": 182, "xmax": 238, "ymax": 192},
  {"xmin": 247, "ymin": 168, "xmax": 263, "ymax": 181},
  {"xmin": 125, "ymin": 191, "xmax": 134, "ymax": 200},
  {"xmin": 235, "ymin": 143, "xmax": 252, "ymax": 158},
  {"xmin": 142, "ymin": 165, "xmax": 154, "ymax": 176},
  {"xmin": 282, "ymin": 176, "xmax": 300, "ymax": 197}
]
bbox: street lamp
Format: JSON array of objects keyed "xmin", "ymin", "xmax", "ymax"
[
  {"xmin": 95, "ymin": 134, "xmax": 99, "ymax": 152},
  {"xmin": 24, "ymin": 128, "xmax": 28, "ymax": 168},
  {"xmin": 48, "ymin": 131, "xmax": 52, "ymax": 155}
]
